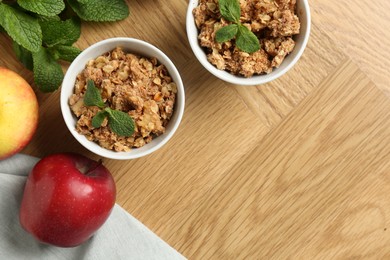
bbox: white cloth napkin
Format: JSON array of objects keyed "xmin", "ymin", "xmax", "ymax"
[{"xmin": 0, "ymin": 154, "xmax": 185, "ymax": 260}]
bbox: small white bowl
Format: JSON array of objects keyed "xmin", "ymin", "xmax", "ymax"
[
  {"xmin": 61, "ymin": 38, "xmax": 185, "ymax": 160},
  {"xmin": 186, "ymin": 0, "xmax": 311, "ymax": 85}
]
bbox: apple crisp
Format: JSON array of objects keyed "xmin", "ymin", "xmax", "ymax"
[
  {"xmin": 193, "ymin": 0, "xmax": 300, "ymax": 77},
  {"xmin": 69, "ymin": 47, "xmax": 177, "ymax": 152}
]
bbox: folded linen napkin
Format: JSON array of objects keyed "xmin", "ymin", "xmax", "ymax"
[{"xmin": 0, "ymin": 154, "xmax": 185, "ymax": 260}]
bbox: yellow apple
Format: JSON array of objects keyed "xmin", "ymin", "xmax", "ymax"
[{"xmin": 0, "ymin": 67, "xmax": 38, "ymax": 159}]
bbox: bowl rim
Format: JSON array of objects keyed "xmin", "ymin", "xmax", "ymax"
[
  {"xmin": 60, "ymin": 37, "xmax": 185, "ymax": 160},
  {"xmin": 186, "ymin": 0, "xmax": 311, "ymax": 86}
]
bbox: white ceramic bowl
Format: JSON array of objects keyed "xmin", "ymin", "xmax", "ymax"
[
  {"xmin": 186, "ymin": 0, "xmax": 311, "ymax": 85},
  {"xmin": 61, "ymin": 38, "xmax": 185, "ymax": 160}
]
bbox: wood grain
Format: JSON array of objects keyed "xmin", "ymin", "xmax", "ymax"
[
  {"xmin": 0, "ymin": 0, "xmax": 389, "ymax": 259},
  {"xmin": 311, "ymin": 0, "xmax": 390, "ymax": 97},
  {"xmin": 174, "ymin": 60, "xmax": 390, "ymax": 259}
]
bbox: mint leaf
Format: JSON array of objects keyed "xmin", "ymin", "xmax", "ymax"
[
  {"xmin": 32, "ymin": 46, "xmax": 64, "ymax": 92},
  {"xmin": 67, "ymin": 0, "xmax": 129, "ymax": 22},
  {"xmin": 13, "ymin": 41, "xmax": 33, "ymax": 70},
  {"xmin": 40, "ymin": 18, "xmax": 81, "ymax": 47},
  {"xmin": 0, "ymin": 3, "xmax": 42, "ymax": 52},
  {"xmin": 218, "ymin": 0, "xmax": 240, "ymax": 23},
  {"xmin": 105, "ymin": 108, "xmax": 135, "ymax": 137},
  {"xmin": 92, "ymin": 110, "xmax": 108, "ymax": 128},
  {"xmin": 17, "ymin": 0, "xmax": 65, "ymax": 16},
  {"xmin": 216, "ymin": 24, "xmax": 238, "ymax": 43},
  {"xmin": 37, "ymin": 15, "xmax": 61, "ymax": 22},
  {"xmin": 84, "ymin": 80, "xmax": 105, "ymax": 108},
  {"xmin": 236, "ymin": 25, "xmax": 260, "ymax": 53},
  {"xmin": 52, "ymin": 45, "xmax": 81, "ymax": 62}
]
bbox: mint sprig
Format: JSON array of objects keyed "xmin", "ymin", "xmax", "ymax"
[
  {"xmin": 215, "ymin": 0, "xmax": 260, "ymax": 53},
  {"xmin": 0, "ymin": 3, "xmax": 42, "ymax": 53},
  {"xmin": 92, "ymin": 110, "xmax": 107, "ymax": 128},
  {"xmin": 32, "ymin": 46, "xmax": 64, "ymax": 92},
  {"xmin": 0, "ymin": 0, "xmax": 130, "ymax": 92},
  {"xmin": 17, "ymin": 0, "xmax": 65, "ymax": 17},
  {"xmin": 84, "ymin": 80, "xmax": 135, "ymax": 137},
  {"xmin": 218, "ymin": 0, "xmax": 240, "ymax": 23},
  {"xmin": 12, "ymin": 42, "xmax": 33, "ymax": 71},
  {"xmin": 67, "ymin": 0, "xmax": 130, "ymax": 22},
  {"xmin": 52, "ymin": 45, "xmax": 82, "ymax": 62},
  {"xmin": 105, "ymin": 109, "xmax": 135, "ymax": 137},
  {"xmin": 40, "ymin": 18, "xmax": 81, "ymax": 47},
  {"xmin": 236, "ymin": 24, "xmax": 261, "ymax": 53},
  {"xmin": 215, "ymin": 24, "xmax": 238, "ymax": 42},
  {"xmin": 84, "ymin": 80, "xmax": 105, "ymax": 108}
]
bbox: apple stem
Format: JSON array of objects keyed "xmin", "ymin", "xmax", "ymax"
[{"xmin": 85, "ymin": 159, "xmax": 103, "ymax": 176}]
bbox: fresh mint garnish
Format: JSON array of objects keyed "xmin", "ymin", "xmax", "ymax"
[
  {"xmin": 85, "ymin": 80, "xmax": 135, "ymax": 137},
  {"xmin": 216, "ymin": 24, "xmax": 238, "ymax": 43},
  {"xmin": 84, "ymin": 80, "xmax": 105, "ymax": 108},
  {"xmin": 67, "ymin": 0, "xmax": 130, "ymax": 22},
  {"xmin": 13, "ymin": 42, "xmax": 34, "ymax": 71},
  {"xmin": 40, "ymin": 18, "xmax": 81, "ymax": 47},
  {"xmin": 17, "ymin": 0, "xmax": 65, "ymax": 17},
  {"xmin": 92, "ymin": 110, "xmax": 108, "ymax": 128},
  {"xmin": 218, "ymin": 0, "xmax": 240, "ymax": 23},
  {"xmin": 236, "ymin": 24, "xmax": 261, "ymax": 53},
  {"xmin": 215, "ymin": 0, "xmax": 260, "ymax": 53},
  {"xmin": 105, "ymin": 108, "xmax": 135, "ymax": 137},
  {"xmin": 0, "ymin": 0, "xmax": 129, "ymax": 92},
  {"xmin": 0, "ymin": 3, "xmax": 42, "ymax": 53},
  {"xmin": 52, "ymin": 45, "xmax": 81, "ymax": 62},
  {"xmin": 32, "ymin": 47, "xmax": 64, "ymax": 92}
]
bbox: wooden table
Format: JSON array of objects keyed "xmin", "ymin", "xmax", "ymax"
[{"xmin": 1, "ymin": 0, "xmax": 390, "ymax": 258}]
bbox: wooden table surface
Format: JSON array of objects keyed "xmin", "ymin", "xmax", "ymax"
[{"xmin": 1, "ymin": 0, "xmax": 390, "ymax": 259}]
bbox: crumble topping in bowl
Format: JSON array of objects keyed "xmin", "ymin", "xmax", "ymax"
[
  {"xmin": 193, "ymin": 0, "xmax": 301, "ymax": 77},
  {"xmin": 69, "ymin": 47, "xmax": 177, "ymax": 152}
]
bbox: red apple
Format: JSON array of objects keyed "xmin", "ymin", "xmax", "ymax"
[
  {"xmin": 19, "ymin": 153, "xmax": 116, "ymax": 247},
  {"xmin": 0, "ymin": 67, "xmax": 38, "ymax": 159}
]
